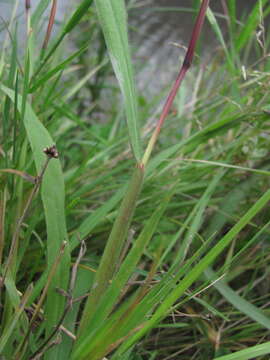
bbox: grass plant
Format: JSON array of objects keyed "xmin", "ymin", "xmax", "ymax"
[{"xmin": 1, "ymin": 0, "xmax": 270, "ymax": 359}]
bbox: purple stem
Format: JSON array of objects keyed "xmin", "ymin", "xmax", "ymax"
[
  {"xmin": 42, "ymin": 0, "xmax": 58, "ymax": 50},
  {"xmin": 154, "ymin": 0, "xmax": 210, "ymax": 137}
]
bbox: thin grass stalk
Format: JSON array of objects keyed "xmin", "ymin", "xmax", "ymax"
[
  {"xmin": 25, "ymin": 0, "xmax": 31, "ymax": 36},
  {"xmin": 0, "ymin": 154, "xmax": 52, "ymax": 290},
  {"xmin": 113, "ymin": 188, "xmax": 270, "ymax": 357},
  {"xmin": 12, "ymin": 73, "xmax": 19, "ymax": 187},
  {"xmin": 76, "ymin": 0, "xmax": 210, "ymax": 349},
  {"xmin": 0, "ymin": 190, "xmax": 5, "ymax": 267},
  {"xmin": 78, "ymin": 163, "xmax": 144, "ymax": 335},
  {"xmin": 26, "ymin": 242, "xmax": 86, "ymax": 360},
  {"xmin": 41, "ymin": 0, "xmax": 57, "ymax": 53},
  {"xmin": 0, "ymin": 0, "xmax": 19, "ymax": 77},
  {"xmin": 32, "ymin": 0, "xmax": 93, "ymax": 80},
  {"xmin": 0, "ymin": 283, "xmax": 33, "ymax": 354},
  {"xmin": 14, "ymin": 240, "xmax": 67, "ymax": 360},
  {"xmin": 70, "ymin": 191, "xmax": 174, "ymax": 359},
  {"xmin": 142, "ymin": 0, "xmax": 210, "ymax": 166}
]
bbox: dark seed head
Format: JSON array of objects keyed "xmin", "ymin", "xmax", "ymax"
[
  {"xmin": 25, "ymin": 0, "xmax": 31, "ymax": 10},
  {"xmin": 43, "ymin": 145, "xmax": 59, "ymax": 159}
]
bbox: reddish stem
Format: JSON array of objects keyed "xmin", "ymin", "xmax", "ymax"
[
  {"xmin": 156, "ymin": 0, "xmax": 210, "ymax": 135},
  {"xmin": 42, "ymin": 0, "xmax": 58, "ymax": 50},
  {"xmin": 25, "ymin": 0, "xmax": 31, "ymax": 11}
]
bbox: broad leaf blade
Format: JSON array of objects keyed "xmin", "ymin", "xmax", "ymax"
[{"xmin": 0, "ymin": 85, "xmax": 70, "ymax": 359}]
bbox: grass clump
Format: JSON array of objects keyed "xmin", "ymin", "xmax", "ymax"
[{"xmin": 1, "ymin": 0, "xmax": 270, "ymax": 359}]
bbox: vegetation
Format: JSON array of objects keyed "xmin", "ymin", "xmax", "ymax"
[{"xmin": 1, "ymin": 0, "xmax": 270, "ymax": 359}]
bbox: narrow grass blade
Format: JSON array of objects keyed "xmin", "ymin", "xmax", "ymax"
[
  {"xmin": 214, "ymin": 341, "xmax": 270, "ymax": 360},
  {"xmin": 205, "ymin": 267, "xmax": 270, "ymax": 330},
  {"xmin": 113, "ymin": 188, "xmax": 270, "ymax": 355},
  {"xmin": 180, "ymin": 158, "xmax": 270, "ymax": 176},
  {"xmin": 79, "ymin": 236, "xmax": 215, "ymax": 360},
  {"xmin": 147, "ymin": 112, "xmax": 261, "ymax": 175},
  {"xmin": 71, "ymin": 188, "xmax": 174, "ymax": 359},
  {"xmin": 32, "ymin": 0, "xmax": 51, "ymax": 28},
  {"xmin": 63, "ymin": 0, "xmax": 93, "ymax": 35},
  {"xmin": 70, "ymin": 186, "xmax": 126, "ymax": 251},
  {"xmin": 175, "ymin": 170, "xmax": 225, "ymax": 265},
  {"xmin": 94, "ymin": 0, "xmax": 142, "ymax": 161},
  {"xmin": 202, "ymin": 169, "xmax": 270, "ymax": 331},
  {"xmin": 32, "ymin": 0, "xmax": 94, "ymax": 78},
  {"xmin": 236, "ymin": 0, "xmax": 268, "ymax": 51},
  {"xmin": 63, "ymin": 59, "xmax": 107, "ymax": 101},
  {"xmin": 205, "ymin": 6, "xmax": 234, "ymax": 70},
  {"xmin": 30, "ymin": 44, "xmax": 89, "ymax": 93},
  {"xmin": 227, "ymin": 0, "xmax": 236, "ymax": 29},
  {"xmin": 0, "ymin": 283, "xmax": 33, "ymax": 353}
]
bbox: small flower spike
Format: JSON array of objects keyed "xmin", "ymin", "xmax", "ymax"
[{"xmin": 43, "ymin": 145, "xmax": 59, "ymax": 159}]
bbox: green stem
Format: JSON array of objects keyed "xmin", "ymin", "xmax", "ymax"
[{"xmin": 78, "ymin": 163, "xmax": 144, "ymax": 336}]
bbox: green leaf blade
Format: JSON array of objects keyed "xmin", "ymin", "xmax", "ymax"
[
  {"xmin": 94, "ymin": 0, "xmax": 142, "ymax": 161},
  {"xmin": 0, "ymin": 85, "xmax": 71, "ymax": 359}
]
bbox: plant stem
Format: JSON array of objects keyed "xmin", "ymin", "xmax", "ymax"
[
  {"xmin": 142, "ymin": 0, "xmax": 210, "ymax": 166},
  {"xmin": 41, "ymin": 0, "xmax": 58, "ymax": 55},
  {"xmin": 1, "ymin": 156, "xmax": 51, "ymax": 289},
  {"xmin": 15, "ymin": 241, "xmax": 67, "ymax": 360},
  {"xmin": 76, "ymin": 0, "xmax": 210, "ymax": 348},
  {"xmin": 78, "ymin": 163, "xmax": 144, "ymax": 336}
]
